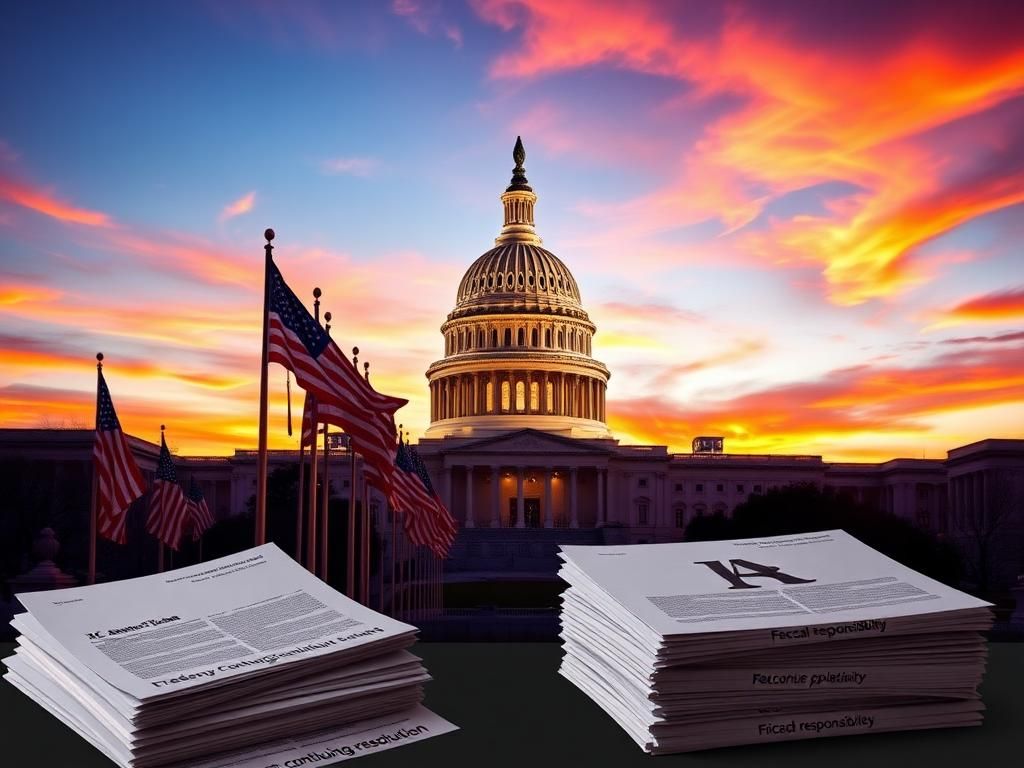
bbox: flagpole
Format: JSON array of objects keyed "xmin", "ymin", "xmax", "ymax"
[
  {"xmin": 295, "ymin": 437, "xmax": 305, "ymax": 563},
  {"xmin": 320, "ymin": 311, "xmax": 333, "ymax": 584},
  {"xmin": 348, "ymin": 443, "xmax": 358, "ymax": 599},
  {"xmin": 378, "ymin": 499, "xmax": 386, "ymax": 613},
  {"xmin": 362, "ymin": 476, "xmax": 370, "ymax": 606},
  {"xmin": 88, "ymin": 352, "xmax": 103, "ymax": 585},
  {"xmin": 156, "ymin": 425, "xmax": 166, "ymax": 573},
  {"xmin": 359, "ymin": 359, "xmax": 371, "ymax": 605},
  {"xmin": 346, "ymin": 348, "xmax": 359, "ymax": 599},
  {"xmin": 306, "ymin": 288, "xmax": 321, "ymax": 574},
  {"xmin": 320, "ymin": 422, "xmax": 330, "ymax": 583},
  {"xmin": 390, "ymin": 503, "xmax": 397, "ymax": 616},
  {"xmin": 362, "ymin": 360, "xmax": 374, "ymax": 606},
  {"xmin": 255, "ymin": 229, "xmax": 274, "ymax": 546}
]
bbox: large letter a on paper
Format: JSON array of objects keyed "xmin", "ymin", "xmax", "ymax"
[{"xmin": 694, "ymin": 559, "xmax": 816, "ymax": 590}]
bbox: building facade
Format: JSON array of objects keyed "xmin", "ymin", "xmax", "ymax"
[{"xmin": 1, "ymin": 141, "xmax": 1022, "ymax": 597}]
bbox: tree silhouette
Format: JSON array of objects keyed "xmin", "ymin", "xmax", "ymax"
[{"xmin": 684, "ymin": 483, "xmax": 963, "ymax": 586}]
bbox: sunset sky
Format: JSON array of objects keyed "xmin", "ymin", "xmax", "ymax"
[{"xmin": 1, "ymin": 0, "xmax": 1022, "ymax": 461}]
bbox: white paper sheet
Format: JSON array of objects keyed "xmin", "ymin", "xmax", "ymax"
[
  {"xmin": 16, "ymin": 543, "xmax": 416, "ymax": 700},
  {"xmin": 559, "ymin": 530, "xmax": 991, "ymax": 639}
]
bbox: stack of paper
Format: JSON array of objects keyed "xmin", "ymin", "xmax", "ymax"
[
  {"xmin": 558, "ymin": 530, "xmax": 993, "ymax": 754},
  {"xmin": 3, "ymin": 543, "xmax": 456, "ymax": 767}
]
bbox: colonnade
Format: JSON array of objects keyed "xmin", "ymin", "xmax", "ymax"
[
  {"xmin": 431, "ymin": 371, "xmax": 606, "ymax": 422},
  {"xmin": 437, "ymin": 464, "xmax": 607, "ymax": 529},
  {"xmin": 949, "ymin": 471, "xmax": 988, "ymax": 529}
]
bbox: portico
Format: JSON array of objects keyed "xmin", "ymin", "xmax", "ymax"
[{"xmin": 418, "ymin": 429, "xmax": 613, "ymax": 531}]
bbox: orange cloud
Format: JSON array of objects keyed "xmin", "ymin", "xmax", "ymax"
[
  {"xmin": 0, "ymin": 176, "xmax": 113, "ymax": 227},
  {"xmin": 220, "ymin": 190, "xmax": 256, "ymax": 221},
  {"xmin": 930, "ymin": 286, "xmax": 1024, "ymax": 327},
  {"xmin": 473, "ymin": 0, "xmax": 1024, "ymax": 303},
  {"xmin": 0, "ymin": 282, "xmax": 63, "ymax": 306},
  {"xmin": 608, "ymin": 341, "xmax": 1024, "ymax": 460}
]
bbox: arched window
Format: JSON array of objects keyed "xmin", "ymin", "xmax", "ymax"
[
  {"xmin": 478, "ymin": 330, "xmax": 485, "ymax": 347},
  {"xmin": 501, "ymin": 381, "xmax": 511, "ymax": 411},
  {"xmin": 545, "ymin": 381, "xmax": 554, "ymax": 413},
  {"xmin": 674, "ymin": 505, "xmax": 686, "ymax": 528},
  {"xmin": 636, "ymin": 498, "xmax": 650, "ymax": 525},
  {"xmin": 531, "ymin": 328, "xmax": 538, "ymax": 347},
  {"xmin": 530, "ymin": 381, "xmax": 539, "ymax": 411},
  {"xmin": 504, "ymin": 328, "xmax": 512, "ymax": 347},
  {"xmin": 491, "ymin": 329, "xmax": 498, "ymax": 347},
  {"xmin": 515, "ymin": 381, "xmax": 525, "ymax": 411},
  {"xmin": 486, "ymin": 381, "xmax": 494, "ymax": 412},
  {"xmin": 517, "ymin": 328, "xmax": 525, "ymax": 346},
  {"xmin": 558, "ymin": 330, "xmax": 564, "ymax": 348},
  {"xmin": 545, "ymin": 328, "xmax": 552, "ymax": 347}
]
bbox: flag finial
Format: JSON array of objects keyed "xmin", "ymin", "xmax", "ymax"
[
  {"xmin": 313, "ymin": 287, "xmax": 321, "ymax": 323},
  {"xmin": 324, "ymin": 311, "xmax": 332, "ymax": 336},
  {"xmin": 264, "ymin": 229, "xmax": 274, "ymax": 261},
  {"xmin": 364, "ymin": 361, "xmax": 370, "ymax": 382},
  {"xmin": 352, "ymin": 346, "xmax": 359, "ymax": 369},
  {"xmin": 96, "ymin": 352, "xmax": 103, "ymax": 369},
  {"xmin": 160, "ymin": 424, "xmax": 165, "ymax": 432}
]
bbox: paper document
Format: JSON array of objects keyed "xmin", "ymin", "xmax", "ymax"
[
  {"xmin": 557, "ymin": 530, "xmax": 992, "ymax": 754},
  {"xmin": 4, "ymin": 543, "xmax": 457, "ymax": 767},
  {"xmin": 16, "ymin": 543, "xmax": 416, "ymax": 700}
]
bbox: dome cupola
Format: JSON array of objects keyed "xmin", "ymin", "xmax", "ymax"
[{"xmin": 425, "ymin": 138, "xmax": 610, "ymax": 439}]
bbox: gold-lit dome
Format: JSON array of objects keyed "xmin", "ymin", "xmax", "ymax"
[
  {"xmin": 452, "ymin": 242, "xmax": 585, "ymax": 320},
  {"xmin": 425, "ymin": 137, "xmax": 610, "ymax": 439}
]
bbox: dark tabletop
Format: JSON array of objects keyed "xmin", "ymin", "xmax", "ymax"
[{"xmin": 1, "ymin": 642, "xmax": 1020, "ymax": 767}]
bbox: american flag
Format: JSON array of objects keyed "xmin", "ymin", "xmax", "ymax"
[
  {"xmin": 300, "ymin": 391, "xmax": 317, "ymax": 447},
  {"xmin": 186, "ymin": 475, "xmax": 214, "ymax": 541},
  {"xmin": 93, "ymin": 370, "xmax": 146, "ymax": 544},
  {"xmin": 146, "ymin": 433, "xmax": 191, "ymax": 550},
  {"xmin": 391, "ymin": 439, "xmax": 456, "ymax": 558},
  {"xmin": 267, "ymin": 260, "xmax": 406, "ymax": 497}
]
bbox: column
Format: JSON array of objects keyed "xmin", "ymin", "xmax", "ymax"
[
  {"xmin": 544, "ymin": 470, "xmax": 554, "ymax": 528},
  {"xmin": 526, "ymin": 371, "xmax": 533, "ymax": 413},
  {"xmin": 597, "ymin": 468, "xmax": 605, "ymax": 526},
  {"xmin": 464, "ymin": 465, "xmax": 474, "ymax": 528},
  {"xmin": 976, "ymin": 472, "xmax": 985, "ymax": 527},
  {"xmin": 516, "ymin": 467, "xmax": 525, "ymax": 528},
  {"xmin": 542, "ymin": 372, "xmax": 549, "ymax": 414},
  {"xmin": 490, "ymin": 465, "xmax": 500, "ymax": 528},
  {"xmin": 570, "ymin": 467, "xmax": 579, "ymax": 528},
  {"xmin": 473, "ymin": 374, "xmax": 479, "ymax": 416},
  {"xmin": 656, "ymin": 472, "xmax": 665, "ymax": 527}
]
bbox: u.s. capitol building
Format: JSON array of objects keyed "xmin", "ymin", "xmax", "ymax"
[{"xmin": 1, "ymin": 140, "xmax": 1021, "ymax": 604}]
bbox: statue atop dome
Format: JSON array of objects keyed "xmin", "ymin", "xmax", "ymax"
[{"xmin": 507, "ymin": 135, "xmax": 532, "ymax": 192}]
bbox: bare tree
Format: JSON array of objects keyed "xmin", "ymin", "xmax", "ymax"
[{"xmin": 956, "ymin": 471, "xmax": 1021, "ymax": 592}]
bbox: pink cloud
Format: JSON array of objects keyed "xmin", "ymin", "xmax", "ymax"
[
  {"xmin": 321, "ymin": 156, "xmax": 378, "ymax": 177},
  {"xmin": 220, "ymin": 190, "xmax": 256, "ymax": 221}
]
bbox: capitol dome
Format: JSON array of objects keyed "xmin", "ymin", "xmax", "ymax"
[{"xmin": 424, "ymin": 138, "xmax": 611, "ymax": 439}]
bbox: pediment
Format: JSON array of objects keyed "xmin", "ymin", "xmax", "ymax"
[{"xmin": 443, "ymin": 428, "xmax": 614, "ymax": 456}]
